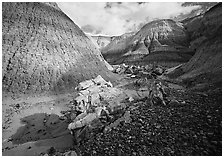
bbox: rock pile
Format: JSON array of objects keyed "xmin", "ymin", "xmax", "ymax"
[
  {"xmin": 67, "ymin": 75, "xmax": 125, "ymax": 143},
  {"xmin": 112, "ymin": 63, "xmax": 165, "ymax": 79}
]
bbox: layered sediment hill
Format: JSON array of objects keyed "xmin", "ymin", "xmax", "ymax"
[
  {"xmin": 90, "ymin": 32, "xmax": 135, "ymax": 49},
  {"xmin": 169, "ymin": 3, "xmax": 222, "ymax": 87},
  {"xmin": 102, "ymin": 19, "xmax": 194, "ymax": 66},
  {"xmin": 91, "ymin": 35, "xmax": 113, "ymax": 48},
  {"xmin": 2, "ymin": 2, "xmax": 116, "ymax": 94}
]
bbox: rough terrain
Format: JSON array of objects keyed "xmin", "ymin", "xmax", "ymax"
[
  {"xmin": 2, "ymin": 64, "xmax": 221, "ymax": 156},
  {"xmin": 77, "ymin": 81, "xmax": 221, "ymax": 156},
  {"xmin": 2, "ymin": 2, "xmax": 222, "ymax": 156}
]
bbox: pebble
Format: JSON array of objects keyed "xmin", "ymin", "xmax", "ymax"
[{"xmin": 132, "ymin": 152, "xmax": 137, "ymax": 155}]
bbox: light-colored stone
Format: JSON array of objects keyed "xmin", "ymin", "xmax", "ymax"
[
  {"xmin": 64, "ymin": 151, "xmax": 77, "ymax": 156},
  {"xmin": 131, "ymin": 75, "xmax": 136, "ymax": 78},
  {"xmin": 153, "ymin": 67, "xmax": 163, "ymax": 75},
  {"xmin": 90, "ymin": 93, "xmax": 101, "ymax": 106},
  {"xmin": 92, "ymin": 75, "xmax": 107, "ymax": 86},
  {"xmin": 128, "ymin": 97, "xmax": 134, "ymax": 102},
  {"xmin": 74, "ymin": 112, "xmax": 87, "ymax": 122},
  {"xmin": 75, "ymin": 94, "xmax": 89, "ymax": 112},
  {"xmin": 68, "ymin": 113, "xmax": 98, "ymax": 130},
  {"xmin": 76, "ymin": 80, "xmax": 94, "ymax": 91}
]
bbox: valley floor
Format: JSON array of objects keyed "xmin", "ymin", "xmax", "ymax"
[{"xmin": 2, "ymin": 75, "xmax": 222, "ymax": 156}]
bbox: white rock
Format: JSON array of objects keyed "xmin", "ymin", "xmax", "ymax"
[
  {"xmin": 76, "ymin": 80, "xmax": 94, "ymax": 90},
  {"xmin": 75, "ymin": 95, "xmax": 89, "ymax": 112},
  {"xmin": 128, "ymin": 97, "xmax": 134, "ymax": 102},
  {"xmin": 68, "ymin": 113, "xmax": 98, "ymax": 130},
  {"xmin": 92, "ymin": 75, "xmax": 106, "ymax": 85},
  {"xmin": 90, "ymin": 93, "xmax": 101, "ymax": 106},
  {"xmin": 74, "ymin": 112, "xmax": 87, "ymax": 122},
  {"xmin": 130, "ymin": 75, "xmax": 136, "ymax": 78},
  {"xmin": 181, "ymin": 101, "xmax": 186, "ymax": 104},
  {"xmin": 86, "ymin": 85, "xmax": 102, "ymax": 94},
  {"xmin": 106, "ymin": 81, "xmax": 113, "ymax": 87}
]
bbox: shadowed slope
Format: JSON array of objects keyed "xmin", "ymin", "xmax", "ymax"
[{"xmin": 168, "ymin": 3, "xmax": 222, "ymax": 87}]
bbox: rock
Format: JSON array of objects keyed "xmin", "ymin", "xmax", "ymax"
[
  {"xmin": 64, "ymin": 151, "xmax": 77, "ymax": 156},
  {"xmin": 68, "ymin": 113, "xmax": 98, "ymax": 130},
  {"xmin": 115, "ymin": 67, "xmax": 122, "ymax": 73},
  {"xmin": 181, "ymin": 101, "xmax": 186, "ymax": 104},
  {"xmin": 129, "ymin": 97, "xmax": 134, "ymax": 102},
  {"xmin": 139, "ymin": 71, "xmax": 153, "ymax": 79},
  {"xmin": 125, "ymin": 67, "xmax": 134, "ymax": 74},
  {"xmin": 168, "ymin": 99, "xmax": 180, "ymax": 106},
  {"xmin": 74, "ymin": 94, "xmax": 89, "ymax": 112},
  {"xmin": 153, "ymin": 67, "xmax": 164, "ymax": 75},
  {"xmin": 73, "ymin": 112, "xmax": 88, "ymax": 122},
  {"xmin": 145, "ymin": 65, "xmax": 152, "ymax": 71},
  {"xmin": 131, "ymin": 75, "xmax": 136, "ymax": 78},
  {"xmin": 15, "ymin": 104, "xmax": 20, "ymax": 109},
  {"xmin": 92, "ymin": 75, "xmax": 108, "ymax": 86},
  {"xmin": 76, "ymin": 80, "xmax": 94, "ymax": 91},
  {"xmin": 107, "ymin": 81, "xmax": 113, "ymax": 87}
]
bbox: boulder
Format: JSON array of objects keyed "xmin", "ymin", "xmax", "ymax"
[
  {"xmin": 68, "ymin": 113, "xmax": 98, "ymax": 130},
  {"xmin": 153, "ymin": 67, "xmax": 164, "ymax": 75},
  {"xmin": 168, "ymin": 99, "xmax": 180, "ymax": 106},
  {"xmin": 64, "ymin": 151, "xmax": 78, "ymax": 156},
  {"xmin": 68, "ymin": 75, "xmax": 124, "ymax": 133},
  {"xmin": 92, "ymin": 75, "xmax": 108, "ymax": 86},
  {"xmin": 74, "ymin": 95, "xmax": 89, "ymax": 112},
  {"xmin": 125, "ymin": 67, "xmax": 134, "ymax": 74},
  {"xmin": 138, "ymin": 71, "xmax": 152, "ymax": 79},
  {"xmin": 76, "ymin": 80, "xmax": 95, "ymax": 91}
]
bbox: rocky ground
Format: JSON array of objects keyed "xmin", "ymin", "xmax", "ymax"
[
  {"xmin": 76, "ymin": 84, "xmax": 222, "ymax": 156},
  {"xmin": 2, "ymin": 65, "xmax": 222, "ymax": 156}
]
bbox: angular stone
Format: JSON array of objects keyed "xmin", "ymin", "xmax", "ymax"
[
  {"xmin": 153, "ymin": 67, "xmax": 164, "ymax": 75},
  {"xmin": 68, "ymin": 113, "xmax": 98, "ymax": 130},
  {"xmin": 92, "ymin": 75, "xmax": 107, "ymax": 86},
  {"xmin": 76, "ymin": 80, "xmax": 94, "ymax": 91},
  {"xmin": 74, "ymin": 95, "xmax": 89, "ymax": 112}
]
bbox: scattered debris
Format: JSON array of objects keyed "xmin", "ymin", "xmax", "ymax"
[
  {"xmin": 68, "ymin": 75, "xmax": 126, "ymax": 143},
  {"xmin": 112, "ymin": 64, "xmax": 166, "ymax": 79}
]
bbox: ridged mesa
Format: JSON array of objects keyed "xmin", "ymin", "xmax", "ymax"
[{"xmin": 2, "ymin": 2, "xmax": 116, "ymax": 94}]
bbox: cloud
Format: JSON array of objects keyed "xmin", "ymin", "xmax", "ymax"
[{"xmin": 57, "ymin": 2, "xmax": 201, "ymax": 36}]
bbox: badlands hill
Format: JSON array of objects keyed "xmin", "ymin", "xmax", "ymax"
[
  {"xmin": 2, "ymin": 2, "xmax": 116, "ymax": 94},
  {"xmin": 101, "ymin": 19, "xmax": 194, "ymax": 67},
  {"xmin": 90, "ymin": 32, "xmax": 135, "ymax": 49}
]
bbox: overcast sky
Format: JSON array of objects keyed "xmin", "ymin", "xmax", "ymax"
[{"xmin": 57, "ymin": 2, "xmax": 201, "ymax": 36}]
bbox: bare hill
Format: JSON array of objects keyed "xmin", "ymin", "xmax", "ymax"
[
  {"xmin": 2, "ymin": 2, "xmax": 116, "ymax": 94},
  {"xmin": 101, "ymin": 19, "xmax": 194, "ymax": 67}
]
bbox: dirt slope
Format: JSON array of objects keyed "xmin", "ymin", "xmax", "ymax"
[
  {"xmin": 2, "ymin": 2, "xmax": 116, "ymax": 95},
  {"xmin": 168, "ymin": 3, "xmax": 222, "ymax": 87}
]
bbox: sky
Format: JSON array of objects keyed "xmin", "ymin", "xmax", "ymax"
[{"xmin": 57, "ymin": 2, "xmax": 201, "ymax": 36}]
